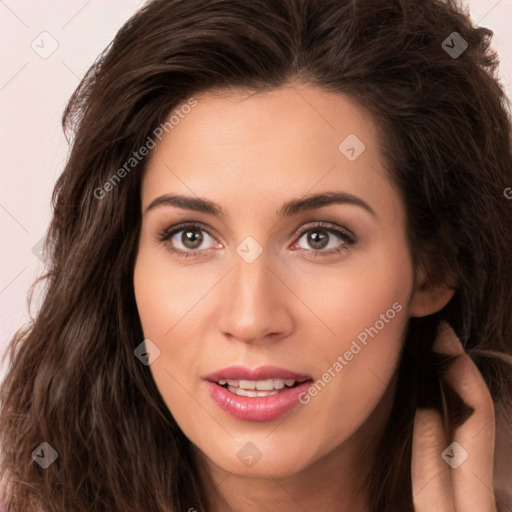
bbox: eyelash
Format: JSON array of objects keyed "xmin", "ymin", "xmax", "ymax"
[{"xmin": 155, "ymin": 221, "xmax": 357, "ymax": 259}]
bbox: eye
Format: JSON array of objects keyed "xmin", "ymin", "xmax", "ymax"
[
  {"xmin": 156, "ymin": 222, "xmax": 221, "ymax": 258},
  {"xmin": 291, "ymin": 222, "xmax": 356, "ymax": 257},
  {"xmin": 156, "ymin": 221, "xmax": 356, "ymax": 259}
]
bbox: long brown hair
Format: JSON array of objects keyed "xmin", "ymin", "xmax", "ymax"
[{"xmin": 1, "ymin": 0, "xmax": 511, "ymax": 510}]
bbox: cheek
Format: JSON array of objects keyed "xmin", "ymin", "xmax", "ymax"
[
  {"xmin": 132, "ymin": 246, "xmax": 214, "ymax": 423},
  {"xmin": 133, "ymin": 258, "xmax": 193, "ymax": 437},
  {"xmin": 293, "ymin": 243, "xmax": 413, "ymax": 433},
  {"xmin": 291, "ymin": 238, "xmax": 414, "ymax": 358},
  {"xmin": 133, "ymin": 242, "xmax": 211, "ymax": 339}
]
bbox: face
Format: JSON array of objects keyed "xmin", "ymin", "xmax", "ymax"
[{"xmin": 133, "ymin": 83, "xmax": 449, "ymax": 481}]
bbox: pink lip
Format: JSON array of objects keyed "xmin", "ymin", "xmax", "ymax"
[
  {"xmin": 203, "ymin": 365, "xmax": 313, "ymax": 422},
  {"xmin": 204, "ymin": 365, "xmax": 312, "ymax": 383}
]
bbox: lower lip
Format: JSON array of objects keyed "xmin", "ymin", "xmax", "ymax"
[{"xmin": 204, "ymin": 380, "xmax": 312, "ymax": 422}]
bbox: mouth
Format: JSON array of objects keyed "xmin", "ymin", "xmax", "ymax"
[
  {"xmin": 203, "ymin": 365, "xmax": 313, "ymax": 422},
  {"xmin": 215, "ymin": 377, "xmax": 305, "ymax": 397}
]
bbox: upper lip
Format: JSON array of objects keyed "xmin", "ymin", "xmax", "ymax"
[{"xmin": 204, "ymin": 365, "xmax": 312, "ymax": 383}]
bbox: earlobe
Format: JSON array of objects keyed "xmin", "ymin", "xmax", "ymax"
[{"xmin": 409, "ymin": 267, "xmax": 456, "ymax": 318}]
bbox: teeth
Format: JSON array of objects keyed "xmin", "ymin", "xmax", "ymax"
[
  {"xmin": 227, "ymin": 385, "xmax": 279, "ymax": 397},
  {"xmin": 274, "ymin": 379, "xmax": 285, "ymax": 389},
  {"xmin": 255, "ymin": 379, "xmax": 274, "ymax": 390},
  {"xmin": 217, "ymin": 378, "xmax": 298, "ymax": 391},
  {"xmin": 239, "ymin": 379, "xmax": 256, "ymax": 390}
]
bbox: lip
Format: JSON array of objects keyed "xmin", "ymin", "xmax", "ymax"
[
  {"xmin": 204, "ymin": 365, "xmax": 312, "ymax": 383},
  {"xmin": 203, "ymin": 365, "xmax": 313, "ymax": 422}
]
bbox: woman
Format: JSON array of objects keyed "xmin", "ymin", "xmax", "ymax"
[{"xmin": 1, "ymin": 0, "xmax": 511, "ymax": 510}]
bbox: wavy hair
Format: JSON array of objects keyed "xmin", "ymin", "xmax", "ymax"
[{"xmin": 1, "ymin": 0, "xmax": 511, "ymax": 510}]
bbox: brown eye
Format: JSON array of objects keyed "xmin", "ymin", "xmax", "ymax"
[
  {"xmin": 156, "ymin": 222, "xmax": 221, "ymax": 258},
  {"xmin": 305, "ymin": 229, "xmax": 329, "ymax": 250},
  {"xmin": 294, "ymin": 223, "xmax": 355, "ymax": 255},
  {"xmin": 180, "ymin": 228, "xmax": 203, "ymax": 249}
]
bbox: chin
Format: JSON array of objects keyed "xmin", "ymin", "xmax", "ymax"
[{"xmin": 198, "ymin": 437, "xmax": 326, "ymax": 479}]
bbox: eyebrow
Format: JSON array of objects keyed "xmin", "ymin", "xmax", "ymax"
[{"xmin": 145, "ymin": 191, "xmax": 377, "ymax": 219}]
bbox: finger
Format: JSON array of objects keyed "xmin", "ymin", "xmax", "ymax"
[
  {"xmin": 433, "ymin": 321, "xmax": 497, "ymax": 512},
  {"xmin": 412, "ymin": 407, "xmax": 455, "ymax": 512}
]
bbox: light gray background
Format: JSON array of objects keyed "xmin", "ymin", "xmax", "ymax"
[{"xmin": 1, "ymin": 0, "xmax": 512, "ymax": 383}]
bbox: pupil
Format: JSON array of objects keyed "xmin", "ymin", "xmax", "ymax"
[
  {"xmin": 183, "ymin": 229, "xmax": 202, "ymax": 249},
  {"xmin": 309, "ymin": 230, "xmax": 328, "ymax": 249}
]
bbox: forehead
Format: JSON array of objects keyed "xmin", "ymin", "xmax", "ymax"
[
  {"xmin": 153, "ymin": 84, "xmax": 375, "ymax": 154},
  {"xmin": 141, "ymin": 84, "xmax": 402, "ymax": 223}
]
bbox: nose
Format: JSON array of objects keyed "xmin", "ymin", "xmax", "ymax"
[{"xmin": 217, "ymin": 251, "xmax": 294, "ymax": 345}]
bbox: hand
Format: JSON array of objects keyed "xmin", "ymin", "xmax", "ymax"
[{"xmin": 411, "ymin": 321, "xmax": 497, "ymax": 511}]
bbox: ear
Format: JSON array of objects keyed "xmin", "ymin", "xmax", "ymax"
[{"xmin": 409, "ymin": 266, "xmax": 456, "ymax": 318}]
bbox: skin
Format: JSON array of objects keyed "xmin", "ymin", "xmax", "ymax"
[
  {"xmin": 412, "ymin": 322, "xmax": 496, "ymax": 512},
  {"xmin": 133, "ymin": 83, "xmax": 495, "ymax": 511}
]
